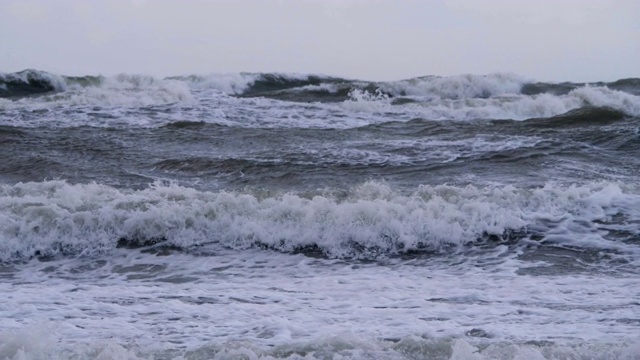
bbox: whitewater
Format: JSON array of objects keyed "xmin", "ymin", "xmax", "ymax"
[{"xmin": 1, "ymin": 69, "xmax": 640, "ymax": 359}]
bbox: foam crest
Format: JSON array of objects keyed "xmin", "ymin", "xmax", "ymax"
[
  {"xmin": 3, "ymin": 71, "xmax": 638, "ymax": 128},
  {"xmin": 1, "ymin": 74, "xmax": 194, "ymax": 109},
  {"xmin": 340, "ymin": 88, "xmax": 393, "ymax": 113},
  {"xmin": 1, "ymin": 180, "xmax": 638, "ymax": 262},
  {"xmin": 380, "ymin": 73, "xmax": 527, "ymax": 100},
  {"xmin": 569, "ymin": 85, "xmax": 640, "ymax": 117},
  {"xmin": 59, "ymin": 74, "xmax": 194, "ymax": 107},
  {"xmin": 176, "ymin": 72, "xmax": 336, "ymax": 95},
  {"xmin": 0, "ymin": 69, "xmax": 67, "ymax": 98},
  {"xmin": 0, "ymin": 326, "xmax": 144, "ymax": 360},
  {"xmin": 339, "ymin": 85, "xmax": 640, "ymax": 121},
  {"xmin": 172, "ymin": 73, "xmax": 259, "ymax": 94},
  {"xmin": 1, "ymin": 329, "xmax": 639, "ymax": 360}
]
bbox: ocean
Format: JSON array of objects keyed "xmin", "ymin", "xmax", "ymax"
[{"xmin": 1, "ymin": 69, "xmax": 639, "ymax": 359}]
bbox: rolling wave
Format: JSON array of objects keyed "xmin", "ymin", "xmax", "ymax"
[
  {"xmin": 2, "ymin": 69, "xmax": 639, "ymax": 128},
  {"xmin": 524, "ymin": 106, "xmax": 628, "ymax": 128},
  {"xmin": 0, "ymin": 70, "xmax": 193, "ymax": 106},
  {"xmin": 1, "ymin": 180, "xmax": 638, "ymax": 262},
  {"xmin": 3, "ymin": 69, "xmax": 639, "ymax": 101},
  {"xmin": 0, "ymin": 69, "xmax": 66, "ymax": 98}
]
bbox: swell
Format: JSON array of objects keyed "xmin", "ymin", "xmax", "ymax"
[
  {"xmin": 523, "ymin": 106, "xmax": 628, "ymax": 128},
  {"xmin": 153, "ymin": 157, "xmax": 268, "ymax": 174},
  {"xmin": 607, "ymin": 78, "xmax": 640, "ymax": 95}
]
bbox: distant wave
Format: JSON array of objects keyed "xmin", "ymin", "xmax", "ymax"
[
  {"xmin": 169, "ymin": 72, "xmax": 352, "ymax": 96},
  {"xmin": 3, "ymin": 69, "xmax": 639, "ymax": 101},
  {"xmin": 169, "ymin": 72, "xmax": 529, "ymax": 101},
  {"xmin": 1, "ymin": 180, "xmax": 638, "ymax": 262},
  {"xmin": 0, "ymin": 69, "xmax": 66, "ymax": 98},
  {"xmin": 0, "ymin": 70, "xmax": 193, "ymax": 106},
  {"xmin": 523, "ymin": 78, "xmax": 640, "ymax": 96},
  {"xmin": 524, "ymin": 106, "xmax": 628, "ymax": 128},
  {"xmin": 2, "ymin": 69, "xmax": 639, "ymax": 126},
  {"xmin": 176, "ymin": 72, "xmax": 640, "ymax": 105}
]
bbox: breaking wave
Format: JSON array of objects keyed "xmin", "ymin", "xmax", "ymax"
[
  {"xmin": 1, "ymin": 180, "xmax": 639, "ymax": 262},
  {"xmin": 1, "ymin": 328, "xmax": 639, "ymax": 360},
  {"xmin": 0, "ymin": 70, "xmax": 193, "ymax": 107},
  {"xmin": 340, "ymin": 85, "xmax": 640, "ymax": 121},
  {"xmin": 0, "ymin": 69, "xmax": 66, "ymax": 98},
  {"xmin": 2, "ymin": 70, "xmax": 639, "ymax": 126}
]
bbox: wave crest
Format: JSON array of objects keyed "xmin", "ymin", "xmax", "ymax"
[
  {"xmin": 1, "ymin": 180, "xmax": 638, "ymax": 262},
  {"xmin": 1, "ymin": 72, "xmax": 194, "ymax": 108},
  {"xmin": 2, "ymin": 70, "xmax": 639, "ymax": 127},
  {"xmin": 380, "ymin": 73, "xmax": 527, "ymax": 100},
  {"xmin": 0, "ymin": 69, "xmax": 66, "ymax": 99}
]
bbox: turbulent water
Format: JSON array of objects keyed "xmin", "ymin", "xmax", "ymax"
[{"xmin": 1, "ymin": 69, "xmax": 640, "ymax": 359}]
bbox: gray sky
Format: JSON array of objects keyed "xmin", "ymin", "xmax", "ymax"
[{"xmin": 1, "ymin": 0, "xmax": 638, "ymax": 81}]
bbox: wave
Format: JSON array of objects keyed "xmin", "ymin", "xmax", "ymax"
[
  {"xmin": 0, "ymin": 70, "xmax": 193, "ymax": 107},
  {"xmin": 524, "ymin": 106, "xmax": 628, "ymax": 128},
  {"xmin": 523, "ymin": 78, "xmax": 640, "ymax": 97},
  {"xmin": 1, "ymin": 70, "xmax": 355, "ymax": 103},
  {"xmin": 379, "ymin": 73, "xmax": 527, "ymax": 99},
  {"xmin": 180, "ymin": 72, "xmax": 640, "ymax": 105},
  {"xmin": 607, "ymin": 78, "xmax": 640, "ymax": 95},
  {"xmin": 173, "ymin": 72, "xmax": 640, "ymax": 103},
  {"xmin": 171, "ymin": 72, "xmax": 350, "ymax": 94},
  {"xmin": 2, "ymin": 70, "xmax": 639, "ymax": 127},
  {"xmin": 1, "ymin": 180, "xmax": 638, "ymax": 262},
  {"xmin": 175, "ymin": 73, "xmax": 527, "ymax": 102},
  {"xmin": 338, "ymin": 85, "xmax": 640, "ymax": 121},
  {"xmin": 3, "ymin": 70, "xmax": 639, "ymax": 101},
  {"xmin": 0, "ymin": 69, "xmax": 66, "ymax": 99}
]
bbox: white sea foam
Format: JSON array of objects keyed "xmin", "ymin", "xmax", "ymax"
[
  {"xmin": 295, "ymin": 82, "xmax": 342, "ymax": 93},
  {"xmin": 379, "ymin": 73, "xmax": 528, "ymax": 100},
  {"xmin": 176, "ymin": 73, "xmax": 259, "ymax": 94},
  {"xmin": 2, "ymin": 71, "xmax": 639, "ymax": 129},
  {"xmin": 340, "ymin": 85, "xmax": 640, "ymax": 121},
  {"xmin": 3, "ymin": 70, "xmax": 640, "ymax": 360},
  {"xmin": 570, "ymin": 85, "xmax": 640, "ymax": 116},
  {"xmin": 1, "ymin": 253, "xmax": 639, "ymax": 359},
  {"xmin": 1, "ymin": 180, "xmax": 638, "ymax": 262},
  {"xmin": 0, "ymin": 74, "xmax": 194, "ymax": 110},
  {"xmin": 1, "ymin": 177, "xmax": 638, "ymax": 355},
  {"xmin": 58, "ymin": 74, "xmax": 194, "ymax": 107},
  {"xmin": 1, "ymin": 331, "xmax": 639, "ymax": 360},
  {"xmin": 180, "ymin": 72, "xmax": 330, "ymax": 95}
]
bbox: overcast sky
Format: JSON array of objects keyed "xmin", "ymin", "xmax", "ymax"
[{"xmin": 1, "ymin": 0, "xmax": 638, "ymax": 81}]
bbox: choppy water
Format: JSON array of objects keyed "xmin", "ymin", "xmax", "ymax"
[{"xmin": 1, "ymin": 69, "xmax": 639, "ymax": 359}]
